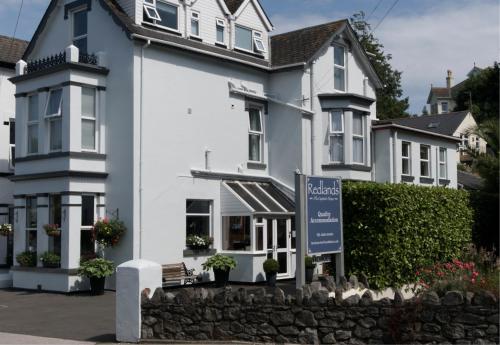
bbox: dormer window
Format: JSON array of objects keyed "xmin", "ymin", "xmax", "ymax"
[
  {"xmin": 253, "ymin": 31, "xmax": 266, "ymax": 53},
  {"xmin": 333, "ymin": 45, "xmax": 346, "ymax": 91},
  {"xmin": 144, "ymin": 4, "xmax": 161, "ymax": 21},
  {"xmin": 144, "ymin": 0, "xmax": 178, "ymax": 31},
  {"xmin": 235, "ymin": 25, "xmax": 265, "ymax": 54},
  {"xmin": 216, "ymin": 19, "xmax": 225, "ymax": 44},
  {"xmin": 441, "ymin": 102, "xmax": 449, "ymax": 113},
  {"xmin": 190, "ymin": 11, "xmax": 200, "ymax": 37}
]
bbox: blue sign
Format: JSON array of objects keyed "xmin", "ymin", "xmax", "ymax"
[{"xmin": 306, "ymin": 176, "xmax": 343, "ymax": 255}]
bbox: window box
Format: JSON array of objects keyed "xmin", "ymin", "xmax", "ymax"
[
  {"xmin": 439, "ymin": 178, "xmax": 451, "ymax": 186},
  {"xmin": 420, "ymin": 177, "xmax": 434, "ymax": 184},
  {"xmin": 401, "ymin": 175, "xmax": 415, "ymax": 182},
  {"xmin": 183, "ymin": 248, "xmax": 217, "ymax": 258}
]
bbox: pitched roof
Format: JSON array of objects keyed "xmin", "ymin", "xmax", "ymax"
[
  {"xmin": 0, "ymin": 35, "xmax": 28, "ymax": 68},
  {"xmin": 427, "ymin": 87, "xmax": 451, "ymax": 103},
  {"xmin": 383, "ymin": 111, "xmax": 470, "ymax": 136},
  {"xmin": 271, "ymin": 20, "xmax": 346, "ymax": 67},
  {"xmin": 224, "ymin": 0, "xmax": 245, "ymax": 14},
  {"xmin": 457, "ymin": 170, "xmax": 483, "ymax": 191}
]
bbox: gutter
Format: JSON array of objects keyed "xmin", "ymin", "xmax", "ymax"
[{"xmin": 372, "ymin": 123, "xmax": 461, "ymax": 142}]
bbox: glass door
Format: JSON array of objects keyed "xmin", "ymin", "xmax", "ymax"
[{"xmin": 266, "ymin": 218, "xmax": 291, "ymax": 277}]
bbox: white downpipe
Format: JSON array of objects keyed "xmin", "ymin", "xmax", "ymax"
[
  {"xmin": 139, "ymin": 39, "xmax": 151, "ymax": 259},
  {"xmin": 310, "ymin": 61, "xmax": 317, "ymax": 175}
]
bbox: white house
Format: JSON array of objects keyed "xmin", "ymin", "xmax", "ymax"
[
  {"xmin": 8, "ymin": 0, "xmax": 460, "ymax": 292},
  {"xmin": 0, "ymin": 35, "xmax": 28, "ymax": 275}
]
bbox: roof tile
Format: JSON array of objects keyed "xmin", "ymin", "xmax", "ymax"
[
  {"xmin": 381, "ymin": 111, "xmax": 470, "ymax": 136},
  {"xmin": 0, "ymin": 35, "xmax": 28, "ymax": 67}
]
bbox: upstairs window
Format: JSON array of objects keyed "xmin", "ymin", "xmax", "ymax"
[
  {"xmin": 460, "ymin": 134, "xmax": 469, "ymax": 149},
  {"xmin": 81, "ymin": 87, "xmax": 96, "ymax": 151},
  {"xmin": 190, "ymin": 11, "xmax": 200, "ymax": 37},
  {"xmin": 439, "ymin": 148, "xmax": 447, "ymax": 179},
  {"xmin": 333, "ymin": 45, "xmax": 346, "ymax": 91},
  {"xmin": 441, "ymin": 102, "xmax": 449, "ymax": 113},
  {"xmin": 253, "ymin": 31, "xmax": 266, "ymax": 53},
  {"xmin": 216, "ymin": 19, "xmax": 225, "ymax": 44},
  {"xmin": 235, "ymin": 25, "xmax": 253, "ymax": 51},
  {"xmin": 9, "ymin": 120, "xmax": 15, "ymax": 168},
  {"xmin": 45, "ymin": 89, "xmax": 63, "ymax": 152},
  {"xmin": 420, "ymin": 145, "xmax": 431, "ymax": 177},
  {"xmin": 401, "ymin": 142, "xmax": 411, "ymax": 175},
  {"xmin": 73, "ymin": 9, "xmax": 87, "ymax": 54},
  {"xmin": 329, "ymin": 110, "xmax": 344, "ymax": 162},
  {"xmin": 248, "ymin": 108, "xmax": 263, "ymax": 162},
  {"xmin": 352, "ymin": 113, "xmax": 364, "ymax": 164},
  {"xmin": 27, "ymin": 94, "xmax": 39, "ymax": 154},
  {"xmin": 143, "ymin": 5, "xmax": 161, "ymax": 21},
  {"xmin": 156, "ymin": 1, "xmax": 178, "ymax": 30}
]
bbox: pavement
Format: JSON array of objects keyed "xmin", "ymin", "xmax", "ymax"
[{"xmin": 0, "ymin": 289, "xmax": 115, "ymax": 344}]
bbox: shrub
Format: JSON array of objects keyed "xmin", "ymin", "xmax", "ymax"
[
  {"xmin": 39, "ymin": 252, "xmax": 60, "ymax": 267},
  {"xmin": 202, "ymin": 254, "xmax": 236, "ymax": 272},
  {"xmin": 78, "ymin": 258, "xmax": 115, "ymax": 278},
  {"xmin": 342, "ymin": 181, "xmax": 472, "ymax": 289},
  {"xmin": 305, "ymin": 256, "xmax": 316, "ymax": 269},
  {"xmin": 16, "ymin": 251, "xmax": 37, "ymax": 267},
  {"xmin": 469, "ymin": 191, "xmax": 499, "ymax": 255},
  {"xmin": 263, "ymin": 259, "xmax": 279, "ymax": 273}
]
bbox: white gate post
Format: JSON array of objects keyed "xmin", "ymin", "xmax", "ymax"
[{"xmin": 116, "ymin": 260, "xmax": 162, "ymax": 343}]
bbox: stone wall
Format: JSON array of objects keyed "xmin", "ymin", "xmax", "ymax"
[{"xmin": 141, "ymin": 285, "xmax": 499, "ymax": 344}]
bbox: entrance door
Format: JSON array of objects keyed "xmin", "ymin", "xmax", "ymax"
[{"xmin": 266, "ymin": 218, "xmax": 291, "ymax": 277}]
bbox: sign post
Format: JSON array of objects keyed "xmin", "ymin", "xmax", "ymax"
[{"xmin": 295, "ymin": 174, "xmax": 344, "ymax": 289}]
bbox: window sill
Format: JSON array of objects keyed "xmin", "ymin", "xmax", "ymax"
[
  {"xmin": 247, "ymin": 162, "xmax": 267, "ymax": 170},
  {"xmin": 189, "ymin": 35, "xmax": 203, "ymax": 42},
  {"xmin": 183, "ymin": 248, "xmax": 216, "ymax": 257},
  {"xmin": 215, "ymin": 42, "xmax": 227, "ymax": 48},
  {"xmin": 321, "ymin": 163, "xmax": 371, "ymax": 172},
  {"xmin": 439, "ymin": 178, "xmax": 451, "ymax": 186},
  {"xmin": 420, "ymin": 177, "xmax": 435, "ymax": 184},
  {"xmin": 401, "ymin": 175, "xmax": 415, "ymax": 182},
  {"xmin": 142, "ymin": 22, "xmax": 182, "ymax": 36},
  {"xmin": 233, "ymin": 47, "xmax": 265, "ymax": 59}
]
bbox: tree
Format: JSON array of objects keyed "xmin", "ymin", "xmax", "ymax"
[
  {"xmin": 350, "ymin": 12, "xmax": 410, "ymax": 120},
  {"xmin": 454, "ymin": 62, "xmax": 499, "ymax": 124}
]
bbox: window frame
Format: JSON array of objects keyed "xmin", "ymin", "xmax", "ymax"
[
  {"xmin": 44, "ymin": 88, "xmax": 63, "ymax": 118},
  {"xmin": 235, "ymin": 24, "xmax": 266, "ymax": 54},
  {"xmin": 352, "ymin": 113, "xmax": 364, "ymax": 164},
  {"xmin": 439, "ymin": 147, "xmax": 447, "ymax": 179},
  {"xmin": 81, "ymin": 194, "xmax": 96, "ymax": 256},
  {"xmin": 420, "ymin": 145, "xmax": 431, "ymax": 178},
  {"xmin": 185, "ymin": 199, "xmax": 213, "ymax": 246},
  {"xmin": 253, "ymin": 31, "xmax": 266, "ymax": 53},
  {"xmin": 401, "ymin": 141, "xmax": 411, "ymax": 176},
  {"xmin": 144, "ymin": 0, "xmax": 180, "ymax": 33},
  {"xmin": 329, "ymin": 110, "xmax": 344, "ymax": 163},
  {"xmin": 333, "ymin": 44, "xmax": 346, "ymax": 92},
  {"xmin": 9, "ymin": 119, "xmax": 15, "ymax": 169},
  {"xmin": 27, "ymin": 94, "xmax": 39, "ymax": 155},
  {"xmin": 72, "ymin": 7, "xmax": 88, "ymax": 54},
  {"xmin": 143, "ymin": 5, "xmax": 161, "ymax": 21},
  {"xmin": 190, "ymin": 10, "xmax": 200, "ymax": 38},
  {"xmin": 248, "ymin": 107, "xmax": 264, "ymax": 163},
  {"xmin": 81, "ymin": 87, "xmax": 97, "ymax": 152},
  {"xmin": 216, "ymin": 18, "xmax": 225, "ymax": 44},
  {"xmin": 25, "ymin": 196, "xmax": 37, "ymax": 253},
  {"xmin": 441, "ymin": 101, "xmax": 449, "ymax": 113}
]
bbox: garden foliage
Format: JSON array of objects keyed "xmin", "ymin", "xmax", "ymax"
[
  {"xmin": 342, "ymin": 181, "xmax": 473, "ymax": 289},
  {"xmin": 469, "ymin": 191, "xmax": 499, "ymax": 254}
]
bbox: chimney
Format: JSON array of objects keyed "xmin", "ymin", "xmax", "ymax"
[{"xmin": 446, "ymin": 70, "xmax": 453, "ymax": 89}]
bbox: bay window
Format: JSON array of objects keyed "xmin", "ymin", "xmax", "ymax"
[
  {"xmin": 420, "ymin": 145, "xmax": 431, "ymax": 177},
  {"xmin": 81, "ymin": 87, "xmax": 96, "ymax": 151},
  {"xmin": 401, "ymin": 142, "xmax": 411, "ymax": 175},
  {"xmin": 25, "ymin": 197, "xmax": 37, "ymax": 254},
  {"xmin": 248, "ymin": 108, "xmax": 263, "ymax": 162},
  {"xmin": 216, "ymin": 19, "xmax": 225, "ymax": 43},
  {"xmin": 352, "ymin": 113, "xmax": 364, "ymax": 164},
  {"xmin": 45, "ymin": 89, "xmax": 62, "ymax": 152},
  {"xmin": 81, "ymin": 195, "xmax": 95, "ymax": 256},
  {"xmin": 73, "ymin": 9, "xmax": 87, "ymax": 54},
  {"xmin": 190, "ymin": 11, "xmax": 200, "ymax": 37},
  {"xmin": 49, "ymin": 195, "xmax": 62, "ymax": 256},
  {"xmin": 333, "ymin": 45, "xmax": 346, "ymax": 91},
  {"xmin": 27, "ymin": 94, "xmax": 39, "ymax": 154},
  {"xmin": 222, "ymin": 216, "xmax": 251, "ymax": 251},
  {"xmin": 186, "ymin": 200, "xmax": 212, "ymax": 240},
  {"xmin": 439, "ymin": 148, "xmax": 447, "ymax": 179},
  {"xmin": 329, "ymin": 110, "xmax": 344, "ymax": 162}
]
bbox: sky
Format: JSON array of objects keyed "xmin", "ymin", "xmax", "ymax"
[{"xmin": 0, "ymin": 0, "xmax": 498, "ymax": 115}]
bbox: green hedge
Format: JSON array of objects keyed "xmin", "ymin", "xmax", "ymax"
[
  {"xmin": 469, "ymin": 191, "xmax": 499, "ymax": 254},
  {"xmin": 342, "ymin": 181, "xmax": 472, "ymax": 289}
]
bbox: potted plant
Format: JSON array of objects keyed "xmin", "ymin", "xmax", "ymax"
[
  {"xmin": 93, "ymin": 218, "xmax": 126, "ymax": 248},
  {"xmin": 186, "ymin": 235, "xmax": 213, "ymax": 250},
  {"xmin": 39, "ymin": 252, "xmax": 60, "ymax": 268},
  {"xmin": 305, "ymin": 256, "xmax": 316, "ymax": 284},
  {"xmin": 263, "ymin": 258, "xmax": 279, "ymax": 287},
  {"xmin": 0, "ymin": 223, "xmax": 12, "ymax": 237},
  {"xmin": 202, "ymin": 254, "xmax": 236, "ymax": 287},
  {"xmin": 78, "ymin": 258, "xmax": 115, "ymax": 295},
  {"xmin": 16, "ymin": 251, "xmax": 37, "ymax": 267},
  {"xmin": 43, "ymin": 224, "xmax": 61, "ymax": 237}
]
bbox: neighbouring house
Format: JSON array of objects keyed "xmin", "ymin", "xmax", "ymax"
[
  {"xmin": 8, "ymin": 0, "xmax": 460, "ymax": 292},
  {"xmin": 0, "ymin": 35, "xmax": 28, "ymax": 275}
]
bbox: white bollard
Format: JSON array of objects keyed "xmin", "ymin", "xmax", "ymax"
[{"xmin": 116, "ymin": 260, "xmax": 162, "ymax": 343}]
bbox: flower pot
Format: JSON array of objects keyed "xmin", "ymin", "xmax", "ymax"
[
  {"xmin": 213, "ymin": 268, "xmax": 230, "ymax": 287},
  {"xmin": 266, "ymin": 272, "xmax": 277, "ymax": 287},
  {"xmin": 46, "ymin": 230, "xmax": 61, "ymax": 237},
  {"xmin": 188, "ymin": 245, "xmax": 209, "ymax": 251},
  {"xmin": 306, "ymin": 267, "xmax": 315, "ymax": 284},
  {"xmin": 89, "ymin": 276, "xmax": 106, "ymax": 295}
]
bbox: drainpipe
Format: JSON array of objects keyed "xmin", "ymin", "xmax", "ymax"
[
  {"xmin": 392, "ymin": 129, "xmax": 398, "ymax": 183},
  {"xmin": 139, "ymin": 39, "xmax": 151, "ymax": 259},
  {"xmin": 183, "ymin": 1, "xmax": 188, "ymax": 38},
  {"xmin": 309, "ymin": 61, "xmax": 316, "ymax": 175}
]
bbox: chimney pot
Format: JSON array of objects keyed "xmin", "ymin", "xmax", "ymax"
[{"xmin": 446, "ymin": 70, "xmax": 453, "ymax": 89}]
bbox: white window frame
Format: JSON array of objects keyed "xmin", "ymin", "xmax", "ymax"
[
  {"xmin": 81, "ymin": 87, "xmax": 97, "ymax": 152},
  {"xmin": 329, "ymin": 110, "xmax": 344, "ymax": 163},
  {"xmin": 235, "ymin": 25, "xmax": 266, "ymax": 54},
  {"xmin": 439, "ymin": 147, "xmax": 447, "ymax": 179},
  {"xmin": 441, "ymin": 101, "xmax": 449, "ymax": 113},
  {"xmin": 333, "ymin": 44, "xmax": 346, "ymax": 92},
  {"xmin": 248, "ymin": 107, "xmax": 263, "ymax": 163},
  {"xmin": 216, "ymin": 18, "xmax": 225, "ymax": 44},
  {"xmin": 460, "ymin": 134, "xmax": 469, "ymax": 149},
  {"xmin": 185, "ymin": 199, "xmax": 213, "ymax": 245},
  {"xmin": 190, "ymin": 10, "xmax": 200, "ymax": 37},
  {"xmin": 253, "ymin": 31, "xmax": 266, "ymax": 53},
  {"xmin": 144, "ymin": 0, "xmax": 180, "ymax": 33},
  {"xmin": 401, "ymin": 141, "xmax": 411, "ymax": 176},
  {"xmin": 25, "ymin": 196, "xmax": 37, "ymax": 253},
  {"xmin": 420, "ymin": 145, "xmax": 431, "ymax": 178},
  {"xmin": 8, "ymin": 119, "xmax": 15, "ymax": 169},
  {"xmin": 72, "ymin": 7, "xmax": 88, "ymax": 53},
  {"xmin": 143, "ymin": 4, "xmax": 161, "ymax": 21},
  {"xmin": 44, "ymin": 88, "xmax": 63, "ymax": 118},
  {"xmin": 143, "ymin": 0, "xmax": 156, "ymax": 6},
  {"xmin": 352, "ymin": 113, "xmax": 364, "ymax": 164},
  {"xmin": 27, "ymin": 94, "xmax": 39, "ymax": 155}
]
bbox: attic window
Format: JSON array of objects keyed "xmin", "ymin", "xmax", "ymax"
[
  {"xmin": 253, "ymin": 32, "xmax": 266, "ymax": 53},
  {"xmin": 428, "ymin": 122, "xmax": 440, "ymax": 129},
  {"xmin": 144, "ymin": 5, "xmax": 160, "ymax": 21}
]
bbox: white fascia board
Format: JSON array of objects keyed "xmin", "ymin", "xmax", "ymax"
[
  {"xmin": 234, "ymin": 0, "xmax": 273, "ymax": 32},
  {"xmin": 216, "ymin": 0, "xmax": 231, "ymax": 15},
  {"xmin": 372, "ymin": 124, "xmax": 462, "ymax": 142}
]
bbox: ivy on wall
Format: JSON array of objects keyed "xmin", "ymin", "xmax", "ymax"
[{"xmin": 342, "ymin": 181, "xmax": 473, "ymax": 289}]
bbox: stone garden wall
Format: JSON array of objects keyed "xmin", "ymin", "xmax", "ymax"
[{"xmin": 141, "ymin": 285, "xmax": 499, "ymax": 344}]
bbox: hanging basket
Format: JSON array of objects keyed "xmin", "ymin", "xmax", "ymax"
[
  {"xmin": 0, "ymin": 224, "xmax": 12, "ymax": 237},
  {"xmin": 43, "ymin": 224, "xmax": 61, "ymax": 237},
  {"xmin": 93, "ymin": 218, "xmax": 126, "ymax": 248}
]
